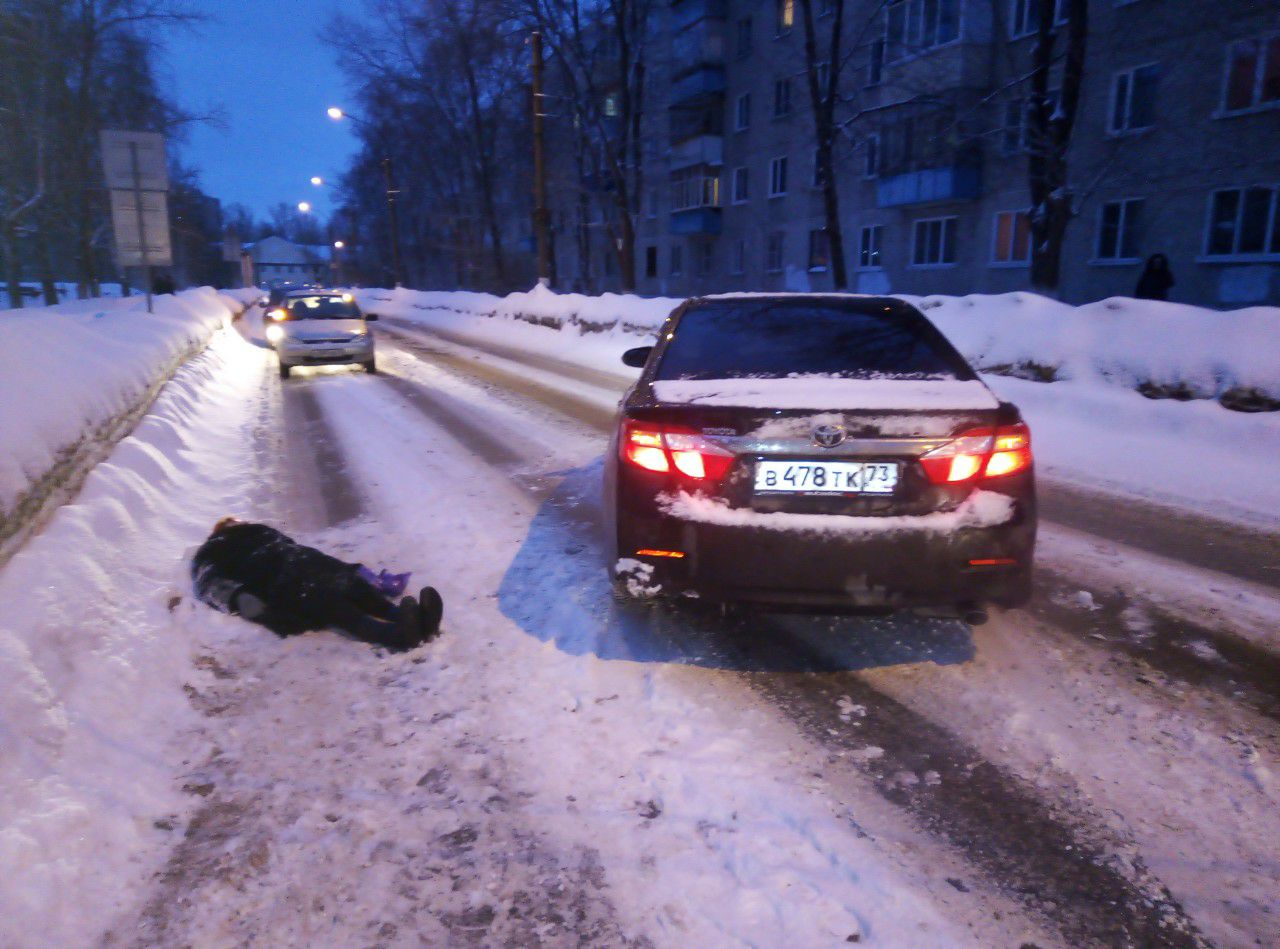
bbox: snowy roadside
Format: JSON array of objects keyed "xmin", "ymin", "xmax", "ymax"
[
  {"xmin": 0, "ymin": 326, "xmax": 270, "ymax": 947},
  {"xmin": 356, "ymin": 286, "xmax": 1280, "ymax": 530},
  {"xmin": 0, "ymin": 287, "xmax": 260, "ymax": 560}
]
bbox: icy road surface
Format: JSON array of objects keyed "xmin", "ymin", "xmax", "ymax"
[{"xmin": 3, "ymin": 308, "xmax": 1278, "ymax": 948}]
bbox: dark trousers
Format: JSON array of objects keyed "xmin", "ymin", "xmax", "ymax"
[{"xmin": 247, "ymin": 570, "xmax": 417, "ymax": 650}]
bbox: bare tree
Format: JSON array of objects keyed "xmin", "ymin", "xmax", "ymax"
[{"xmin": 1025, "ymin": 0, "xmax": 1087, "ymax": 292}]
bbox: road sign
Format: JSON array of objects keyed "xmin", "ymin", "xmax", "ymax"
[
  {"xmin": 100, "ymin": 130, "xmax": 169, "ymax": 191},
  {"xmin": 110, "ymin": 189, "xmax": 173, "ymax": 267}
]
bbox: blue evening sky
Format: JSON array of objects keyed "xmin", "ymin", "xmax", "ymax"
[{"xmin": 162, "ymin": 0, "xmax": 359, "ymax": 221}]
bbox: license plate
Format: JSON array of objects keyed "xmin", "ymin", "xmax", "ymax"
[{"xmin": 754, "ymin": 460, "xmax": 899, "ymax": 495}]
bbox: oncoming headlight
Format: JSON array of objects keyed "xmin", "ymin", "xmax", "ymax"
[{"xmin": 265, "ymin": 324, "xmax": 285, "ymax": 344}]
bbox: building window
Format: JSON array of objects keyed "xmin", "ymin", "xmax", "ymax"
[
  {"xmin": 671, "ymin": 243, "xmax": 684, "ymax": 276},
  {"xmin": 992, "ymin": 210, "xmax": 1032, "ymax": 264},
  {"xmin": 1204, "ymin": 187, "xmax": 1279, "ymax": 257},
  {"xmin": 766, "ymin": 231, "xmax": 785, "ymax": 272},
  {"xmin": 773, "ymin": 77, "xmax": 792, "ymax": 117},
  {"xmin": 732, "ymin": 166, "xmax": 750, "ymax": 203},
  {"xmin": 1223, "ymin": 36, "xmax": 1280, "ymax": 113},
  {"xmin": 911, "ymin": 217, "xmax": 957, "ymax": 266},
  {"xmin": 1097, "ymin": 198, "xmax": 1144, "ymax": 260},
  {"xmin": 1110, "ymin": 64, "xmax": 1159, "ymax": 133},
  {"xmin": 731, "ymin": 238, "xmax": 747, "ymax": 275},
  {"xmin": 776, "ymin": 0, "xmax": 794, "ymax": 35},
  {"xmin": 735, "ymin": 92, "xmax": 751, "ymax": 131},
  {"xmin": 671, "ymin": 167, "xmax": 721, "ymax": 211},
  {"xmin": 695, "ymin": 241, "xmax": 714, "ymax": 276},
  {"xmin": 864, "ymin": 134, "xmax": 879, "ymax": 177},
  {"xmin": 808, "ymin": 229, "xmax": 830, "ymax": 270},
  {"xmin": 859, "ymin": 225, "xmax": 884, "ymax": 269},
  {"xmin": 868, "ymin": 38, "xmax": 885, "ymax": 85},
  {"xmin": 769, "ymin": 156, "xmax": 789, "ymax": 196},
  {"xmin": 1010, "ymin": 0, "xmax": 1066, "ymax": 39},
  {"xmin": 736, "ymin": 16, "xmax": 753, "ymax": 57},
  {"xmin": 886, "ymin": 0, "xmax": 960, "ymax": 61},
  {"xmin": 645, "ymin": 245, "xmax": 658, "ymax": 278}
]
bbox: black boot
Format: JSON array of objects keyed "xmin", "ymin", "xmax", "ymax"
[{"xmin": 418, "ymin": 587, "xmax": 443, "ymax": 641}]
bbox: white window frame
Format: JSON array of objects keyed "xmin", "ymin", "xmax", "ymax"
[
  {"xmin": 1219, "ymin": 34, "xmax": 1280, "ymax": 115},
  {"xmin": 1094, "ymin": 197, "xmax": 1145, "ymax": 262},
  {"xmin": 990, "ymin": 209, "xmax": 1032, "ymax": 266},
  {"xmin": 769, "ymin": 156, "xmax": 789, "ymax": 197},
  {"xmin": 735, "ymin": 92, "xmax": 751, "ymax": 131},
  {"xmin": 1200, "ymin": 185, "xmax": 1280, "ymax": 261},
  {"xmin": 858, "ymin": 224, "xmax": 884, "ymax": 270},
  {"xmin": 910, "ymin": 216, "xmax": 957, "ymax": 267},
  {"xmin": 1009, "ymin": 0, "xmax": 1067, "ymax": 40},
  {"xmin": 732, "ymin": 166, "xmax": 750, "ymax": 204},
  {"xmin": 1109, "ymin": 62, "xmax": 1160, "ymax": 134},
  {"xmin": 885, "ymin": 0, "xmax": 963, "ymax": 63}
]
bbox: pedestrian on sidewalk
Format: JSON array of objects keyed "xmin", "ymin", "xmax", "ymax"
[
  {"xmin": 191, "ymin": 517, "xmax": 442, "ymax": 651},
  {"xmin": 1134, "ymin": 253, "xmax": 1175, "ymax": 301}
]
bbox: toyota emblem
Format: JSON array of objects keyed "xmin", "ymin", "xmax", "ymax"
[{"xmin": 812, "ymin": 424, "xmax": 846, "ymax": 448}]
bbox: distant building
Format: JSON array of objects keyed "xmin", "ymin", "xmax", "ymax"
[
  {"xmin": 246, "ymin": 236, "xmax": 334, "ymax": 286},
  {"xmin": 553, "ymin": 0, "xmax": 1280, "ymax": 308}
]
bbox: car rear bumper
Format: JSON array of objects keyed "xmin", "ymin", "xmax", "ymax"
[{"xmin": 615, "ymin": 493, "xmax": 1035, "ymax": 608}]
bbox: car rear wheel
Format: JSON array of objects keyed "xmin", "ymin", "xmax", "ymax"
[{"xmin": 363, "ymin": 359, "xmax": 377, "ymax": 374}]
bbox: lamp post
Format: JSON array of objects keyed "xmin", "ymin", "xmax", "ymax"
[
  {"xmin": 332, "ymin": 240, "xmax": 345, "ymax": 285},
  {"xmin": 327, "ymin": 106, "xmax": 405, "ymax": 288}
]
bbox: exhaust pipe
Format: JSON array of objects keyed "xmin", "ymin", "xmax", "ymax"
[{"xmin": 961, "ymin": 604, "xmax": 989, "ymax": 626}]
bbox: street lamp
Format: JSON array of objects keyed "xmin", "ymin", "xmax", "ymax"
[
  {"xmin": 333, "ymin": 240, "xmax": 345, "ymax": 249},
  {"xmin": 297, "ymin": 201, "xmax": 312, "ymax": 213},
  {"xmin": 310, "ymin": 176, "xmax": 324, "ymax": 186},
  {"xmin": 327, "ymin": 105, "xmax": 405, "ymax": 288}
]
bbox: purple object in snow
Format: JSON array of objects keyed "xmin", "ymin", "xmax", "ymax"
[{"xmin": 357, "ymin": 565, "xmax": 412, "ymax": 597}]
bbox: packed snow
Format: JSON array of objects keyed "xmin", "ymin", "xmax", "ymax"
[
  {"xmin": 652, "ymin": 377, "xmax": 999, "ymax": 410},
  {"xmin": 0, "ymin": 287, "xmax": 258, "ymax": 545},
  {"xmin": 357, "ymin": 286, "xmax": 1280, "ymax": 527}
]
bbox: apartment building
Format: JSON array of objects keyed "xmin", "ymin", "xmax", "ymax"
[{"xmin": 557, "ymin": 0, "xmax": 1279, "ymax": 307}]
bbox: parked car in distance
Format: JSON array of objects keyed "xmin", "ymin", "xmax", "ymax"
[
  {"xmin": 264, "ymin": 291, "xmax": 378, "ymax": 379},
  {"xmin": 604, "ymin": 294, "xmax": 1036, "ymax": 623}
]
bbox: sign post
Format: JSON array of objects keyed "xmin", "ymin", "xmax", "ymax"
[{"xmin": 100, "ymin": 130, "xmax": 171, "ymax": 312}]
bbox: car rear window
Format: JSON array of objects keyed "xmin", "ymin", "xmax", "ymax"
[
  {"xmin": 654, "ymin": 299, "xmax": 974, "ymax": 381},
  {"xmin": 286, "ymin": 295, "xmax": 359, "ymax": 319}
]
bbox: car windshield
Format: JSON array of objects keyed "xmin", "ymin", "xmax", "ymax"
[
  {"xmin": 653, "ymin": 299, "xmax": 974, "ymax": 381},
  {"xmin": 286, "ymin": 295, "xmax": 360, "ymax": 320}
]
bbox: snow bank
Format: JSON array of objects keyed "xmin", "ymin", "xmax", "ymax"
[
  {"xmin": 0, "ymin": 288, "xmax": 257, "ymax": 554},
  {"xmin": 359, "ymin": 286, "xmax": 1280, "ymax": 407},
  {"xmin": 0, "ymin": 327, "xmax": 269, "ymax": 946}
]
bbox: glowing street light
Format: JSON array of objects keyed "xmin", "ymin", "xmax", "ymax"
[
  {"xmin": 310, "ymin": 176, "xmax": 324, "ymax": 186},
  {"xmin": 326, "ymin": 106, "xmax": 344, "ymax": 120},
  {"xmin": 333, "ymin": 240, "xmax": 345, "ymax": 249},
  {"xmin": 297, "ymin": 201, "xmax": 312, "ymax": 213},
  {"xmin": 324, "ymin": 105, "xmax": 404, "ymax": 287}
]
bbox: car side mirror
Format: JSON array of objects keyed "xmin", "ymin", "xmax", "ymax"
[
  {"xmin": 363, "ymin": 313, "xmax": 379, "ymax": 321},
  {"xmin": 622, "ymin": 346, "xmax": 653, "ymax": 368}
]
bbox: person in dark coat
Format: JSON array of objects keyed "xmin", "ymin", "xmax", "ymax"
[
  {"xmin": 191, "ymin": 517, "xmax": 442, "ymax": 651},
  {"xmin": 1134, "ymin": 253, "xmax": 1174, "ymax": 301}
]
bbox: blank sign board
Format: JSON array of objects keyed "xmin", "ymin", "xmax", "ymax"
[
  {"xmin": 100, "ymin": 130, "xmax": 169, "ymax": 191},
  {"xmin": 110, "ymin": 189, "xmax": 173, "ymax": 266}
]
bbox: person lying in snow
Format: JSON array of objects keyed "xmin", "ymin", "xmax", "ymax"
[{"xmin": 191, "ymin": 517, "xmax": 442, "ymax": 651}]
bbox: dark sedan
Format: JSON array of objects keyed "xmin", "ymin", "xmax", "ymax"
[{"xmin": 603, "ymin": 294, "xmax": 1036, "ymax": 620}]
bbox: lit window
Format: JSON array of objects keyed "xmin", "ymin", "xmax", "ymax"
[
  {"xmin": 992, "ymin": 210, "xmax": 1032, "ymax": 264},
  {"xmin": 776, "ymin": 0, "xmax": 794, "ymax": 34}
]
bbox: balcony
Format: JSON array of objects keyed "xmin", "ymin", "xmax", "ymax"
[
  {"xmin": 670, "ymin": 207, "xmax": 722, "ymax": 235},
  {"xmin": 669, "ymin": 0, "xmax": 727, "ymax": 33},
  {"xmin": 876, "ymin": 165, "xmax": 981, "ymax": 208},
  {"xmin": 670, "ymin": 134, "xmax": 723, "ymax": 170},
  {"xmin": 668, "ymin": 65, "xmax": 725, "ymax": 107},
  {"xmin": 671, "ymin": 20, "xmax": 725, "ymax": 72}
]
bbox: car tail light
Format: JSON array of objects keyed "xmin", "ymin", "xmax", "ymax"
[
  {"xmin": 621, "ymin": 421, "xmax": 734, "ymax": 481},
  {"xmin": 920, "ymin": 423, "xmax": 1032, "ymax": 484}
]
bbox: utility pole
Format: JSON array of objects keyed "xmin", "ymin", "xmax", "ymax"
[
  {"xmin": 128, "ymin": 141, "xmax": 153, "ymax": 313},
  {"xmin": 382, "ymin": 157, "xmax": 405, "ymax": 288},
  {"xmin": 531, "ymin": 30, "xmax": 551, "ymax": 288}
]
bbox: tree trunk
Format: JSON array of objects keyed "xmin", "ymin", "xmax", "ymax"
[
  {"xmin": 800, "ymin": 0, "xmax": 848, "ymax": 289},
  {"xmin": 2, "ymin": 223, "xmax": 24, "ymax": 309}
]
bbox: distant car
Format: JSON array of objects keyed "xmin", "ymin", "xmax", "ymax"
[
  {"xmin": 604, "ymin": 294, "xmax": 1036, "ymax": 620},
  {"xmin": 264, "ymin": 291, "xmax": 378, "ymax": 379}
]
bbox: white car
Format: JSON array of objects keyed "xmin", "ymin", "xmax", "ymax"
[{"xmin": 265, "ymin": 292, "xmax": 378, "ymax": 379}]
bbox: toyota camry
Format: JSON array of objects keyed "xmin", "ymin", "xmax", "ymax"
[{"xmin": 603, "ymin": 294, "xmax": 1036, "ymax": 620}]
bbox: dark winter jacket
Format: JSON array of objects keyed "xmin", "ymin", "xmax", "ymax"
[
  {"xmin": 191, "ymin": 522, "xmax": 358, "ymax": 620},
  {"xmin": 1134, "ymin": 261, "xmax": 1175, "ymax": 301}
]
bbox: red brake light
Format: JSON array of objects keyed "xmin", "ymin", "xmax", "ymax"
[
  {"xmin": 621, "ymin": 421, "xmax": 734, "ymax": 481},
  {"xmin": 920, "ymin": 423, "xmax": 1032, "ymax": 484}
]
